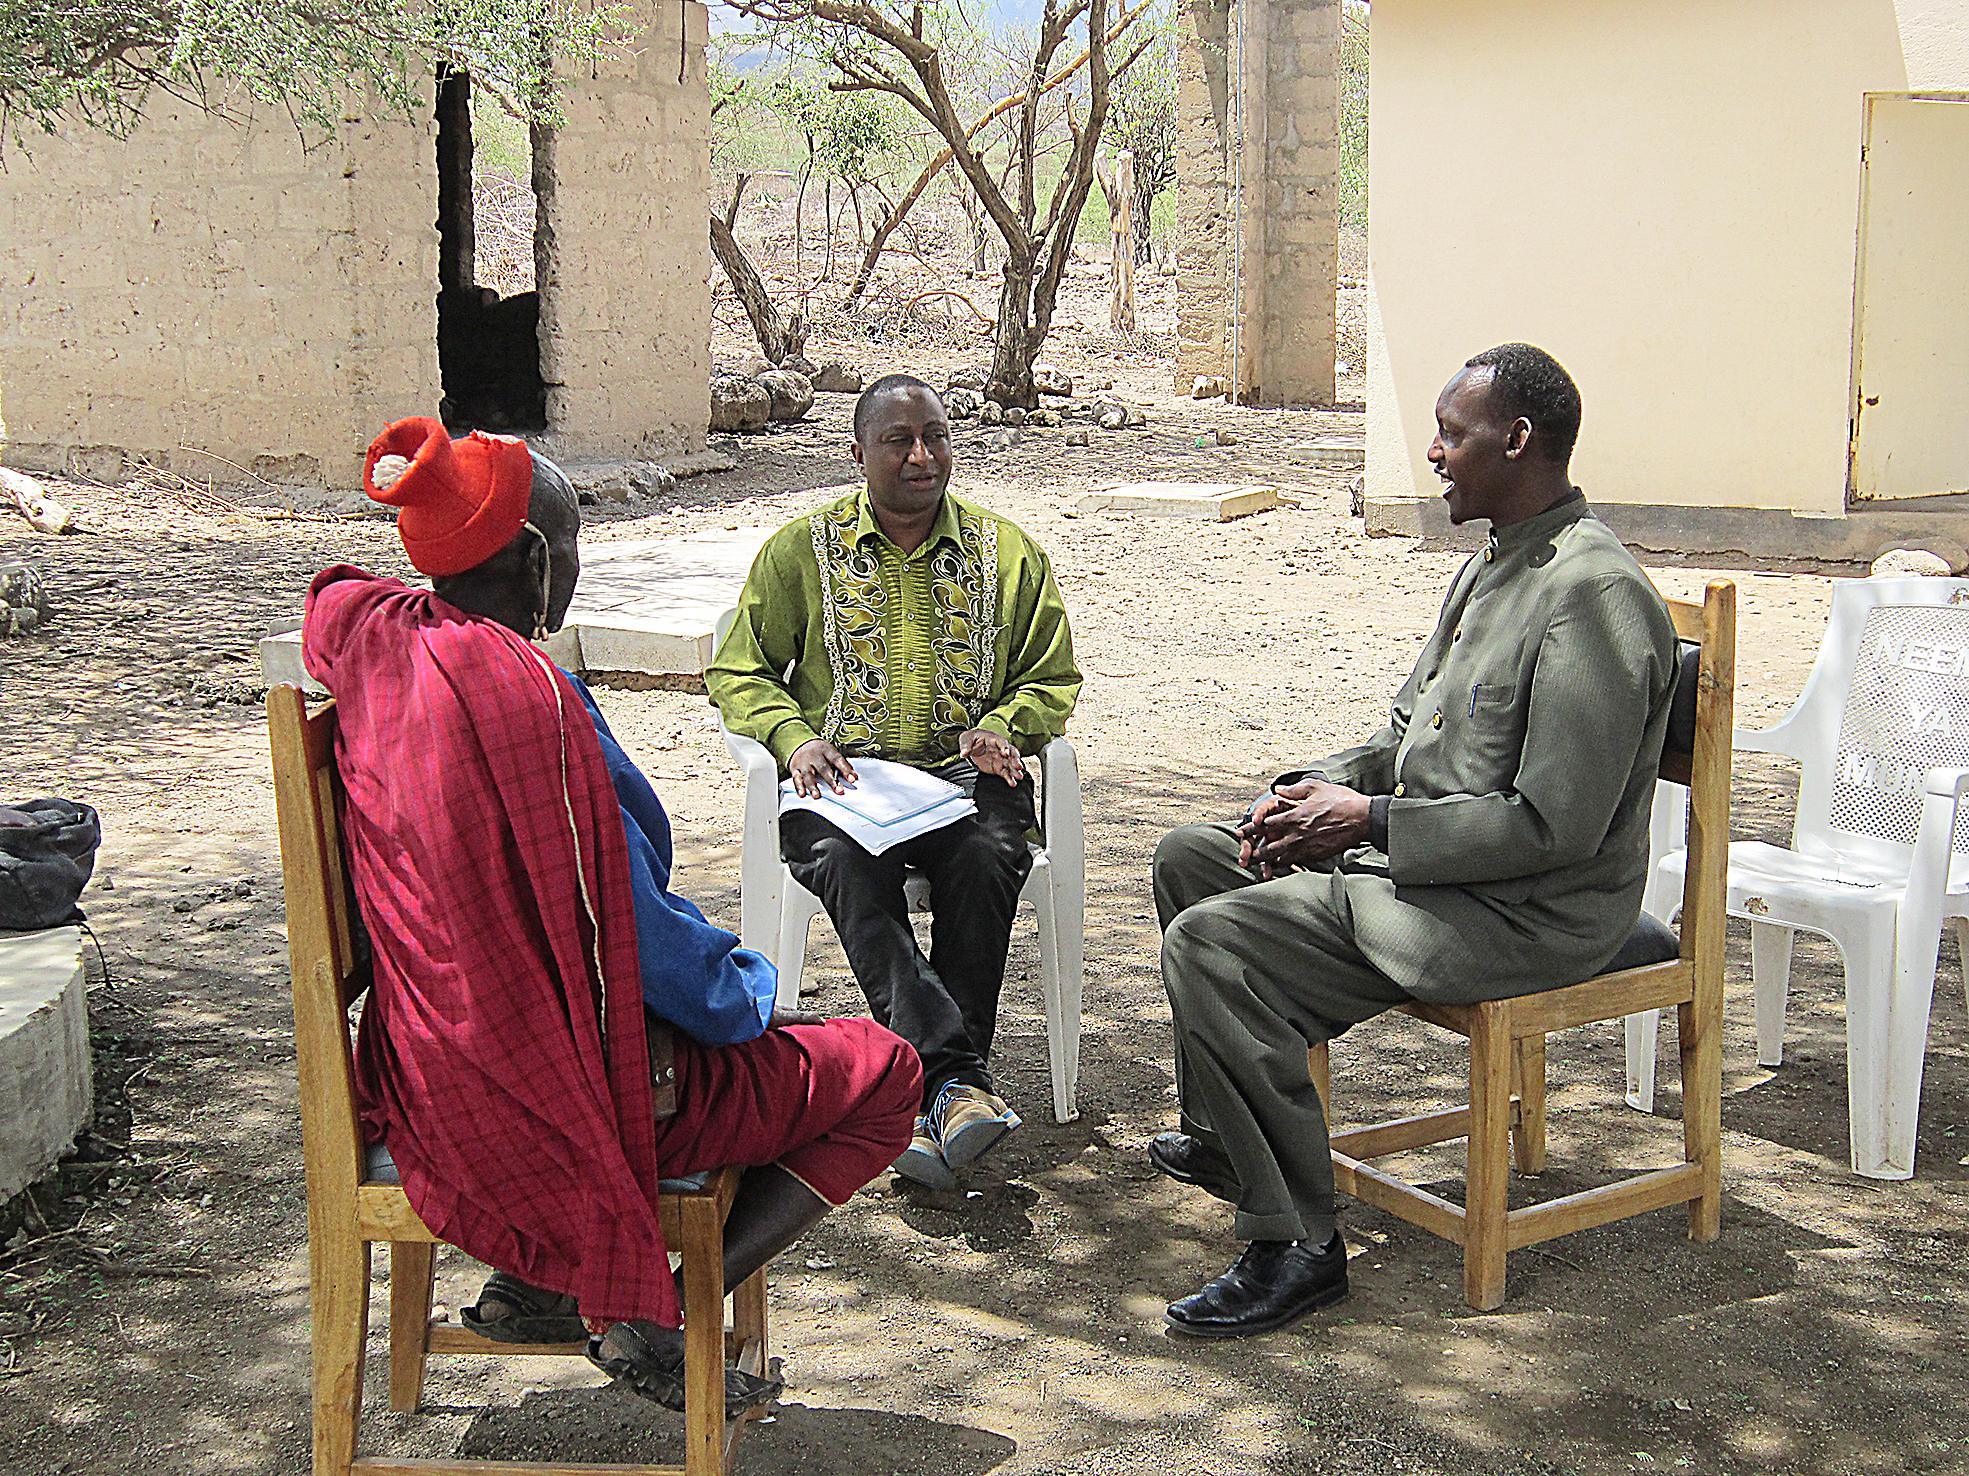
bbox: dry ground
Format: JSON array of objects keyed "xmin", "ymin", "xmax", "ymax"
[{"xmin": 4, "ymin": 291, "xmax": 1968, "ymax": 1476}]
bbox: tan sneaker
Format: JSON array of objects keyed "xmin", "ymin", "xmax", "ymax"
[
  {"xmin": 893, "ymin": 1114, "xmax": 956, "ymax": 1189},
  {"xmin": 932, "ymin": 1082, "xmax": 1022, "ymax": 1170}
]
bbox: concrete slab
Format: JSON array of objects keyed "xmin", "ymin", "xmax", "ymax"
[
  {"xmin": 0, "ymin": 926, "xmax": 90, "ymax": 1204},
  {"xmin": 1296, "ymin": 435, "xmax": 1367, "ymax": 470},
  {"xmin": 1077, "ymin": 481, "xmax": 1280, "ymax": 521},
  {"xmin": 257, "ymin": 525, "xmax": 776, "ymax": 689}
]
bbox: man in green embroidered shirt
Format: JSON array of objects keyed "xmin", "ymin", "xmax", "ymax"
[
  {"xmin": 1151, "ymin": 344, "xmax": 1678, "ymax": 1337},
  {"xmin": 707, "ymin": 373, "xmax": 1081, "ymax": 1189}
]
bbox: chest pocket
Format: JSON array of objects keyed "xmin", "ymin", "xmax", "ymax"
[{"xmin": 1450, "ymin": 680, "xmax": 1524, "ymax": 789}]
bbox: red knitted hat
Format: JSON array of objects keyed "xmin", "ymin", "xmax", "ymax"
[{"xmin": 363, "ymin": 417, "xmax": 533, "ymax": 577}]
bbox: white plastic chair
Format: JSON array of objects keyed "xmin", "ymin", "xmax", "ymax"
[
  {"xmin": 710, "ymin": 610, "xmax": 1086, "ymax": 1123},
  {"xmin": 1625, "ymin": 577, "xmax": 1969, "ymax": 1179}
]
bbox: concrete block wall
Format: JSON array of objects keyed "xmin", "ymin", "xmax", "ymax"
[
  {"xmin": 0, "ymin": 92, "xmax": 435, "ymax": 490},
  {"xmin": 536, "ymin": 0, "xmax": 711, "ymax": 466}
]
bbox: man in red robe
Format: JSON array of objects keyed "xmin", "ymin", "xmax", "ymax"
[{"xmin": 302, "ymin": 417, "xmax": 920, "ymax": 1413}]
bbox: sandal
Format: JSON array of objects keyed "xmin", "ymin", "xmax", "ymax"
[
  {"xmin": 460, "ymin": 1270, "xmax": 586, "ymax": 1344},
  {"xmin": 585, "ymin": 1319, "xmax": 783, "ymax": 1418}
]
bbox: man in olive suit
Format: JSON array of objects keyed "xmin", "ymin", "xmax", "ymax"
[{"xmin": 1151, "ymin": 344, "xmax": 1677, "ymax": 1337}]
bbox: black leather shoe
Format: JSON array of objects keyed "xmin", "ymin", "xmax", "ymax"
[
  {"xmin": 1164, "ymin": 1234, "xmax": 1349, "ymax": 1338},
  {"xmin": 1148, "ymin": 1132, "xmax": 1241, "ymax": 1203}
]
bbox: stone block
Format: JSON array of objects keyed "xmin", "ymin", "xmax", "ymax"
[
  {"xmin": 0, "ymin": 927, "xmax": 91, "ymax": 1206},
  {"xmin": 1077, "ymin": 481, "xmax": 1280, "ymax": 521},
  {"xmin": 258, "ymin": 630, "xmax": 328, "ymax": 697}
]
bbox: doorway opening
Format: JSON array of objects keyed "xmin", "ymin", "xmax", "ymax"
[{"xmin": 436, "ymin": 67, "xmax": 548, "ymax": 434}]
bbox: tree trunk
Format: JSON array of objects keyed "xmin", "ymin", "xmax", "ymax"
[
  {"xmin": 1110, "ymin": 151, "xmax": 1136, "ymax": 334},
  {"xmin": 821, "ymin": 177, "xmax": 835, "ymax": 282},
  {"xmin": 1132, "ymin": 167, "xmax": 1156, "ymax": 264},
  {"xmin": 708, "ymin": 211, "xmax": 788, "ymax": 364},
  {"xmin": 986, "ymin": 256, "xmax": 1044, "ymax": 408}
]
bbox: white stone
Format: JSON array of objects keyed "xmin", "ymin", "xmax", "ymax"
[
  {"xmin": 1077, "ymin": 481, "xmax": 1280, "ymax": 521},
  {"xmin": 0, "ymin": 926, "xmax": 91, "ymax": 1204},
  {"xmin": 1869, "ymin": 548, "xmax": 1954, "ymax": 578}
]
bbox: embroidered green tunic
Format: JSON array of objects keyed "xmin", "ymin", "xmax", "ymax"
[{"xmin": 707, "ymin": 488, "xmax": 1081, "ymax": 769}]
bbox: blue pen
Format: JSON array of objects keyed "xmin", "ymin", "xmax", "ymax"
[{"xmin": 1468, "ymin": 685, "xmax": 1479, "ymax": 717}]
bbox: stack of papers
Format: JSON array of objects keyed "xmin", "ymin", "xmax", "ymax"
[{"xmin": 778, "ymin": 757, "xmax": 975, "ymax": 855}]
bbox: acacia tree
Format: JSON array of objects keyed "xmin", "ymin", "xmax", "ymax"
[
  {"xmin": 840, "ymin": 0, "xmax": 1150, "ymax": 309},
  {"xmin": 726, "ymin": 0, "xmax": 1128, "ymax": 409},
  {"xmin": 1103, "ymin": 0, "xmax": 1174, "ymax": 264},
  {"xmin": 0, "ymin": 0, "xmax": 630, "ymax": 142}
]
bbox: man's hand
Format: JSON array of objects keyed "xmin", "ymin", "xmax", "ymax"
[
  {"xmin": 769, "ymin": 1005, "xmax": 825, "ymax": 1028},
  {"xmin": 1242, "ymin": 780, "xmax": 1372, "ymax": 877},
  {"xmin": 959, "ymin": 727, "xmax": 1025, "ymax": 784},
  {"xmin": 788, "ymin": 739, "xmax": 858, "ymax": 798},
  {"xmin": 1234, "ymin": 779, "xmax": 1317, "ymax": 869}
]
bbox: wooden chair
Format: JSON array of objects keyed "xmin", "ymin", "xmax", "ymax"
[
  {"xmin": 268, "ymin": 684, "xmax": 769, "ymax": 1476},
  {"xmin": 1309, "ymin": 579, "xmax": 1735, "ymax": 1310}
]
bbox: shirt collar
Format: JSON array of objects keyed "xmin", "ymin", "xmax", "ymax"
[
  {"xmin": 853, "ymin": 488, "xmax": 963, "ymax": 554},
  {"xmin": 1489, "ymin": 488, "xmax": 1587, "ymax": 555}
]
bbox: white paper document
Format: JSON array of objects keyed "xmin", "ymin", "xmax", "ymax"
[{"xmin": 777, "ymin": 757, "xmax": 976, "ymax": 856}]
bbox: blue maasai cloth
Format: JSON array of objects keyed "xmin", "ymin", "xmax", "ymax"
[{"xmin": 568, "ymin": 674, "xmax": 777, "ymax": 1045}]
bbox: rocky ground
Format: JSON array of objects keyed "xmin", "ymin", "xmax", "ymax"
[{"xmin": 3, "ymin": 250, "xmax": 1967, "ymax": 1476}]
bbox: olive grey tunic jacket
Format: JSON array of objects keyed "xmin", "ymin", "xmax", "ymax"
[{"xmin": 1279, "ymin": 492, "xmax": 1677, "ymax": 1004}]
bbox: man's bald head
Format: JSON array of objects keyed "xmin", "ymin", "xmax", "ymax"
[{"xmin": 432, "ymin": 450, "xmax": 582, "ymax": 638}]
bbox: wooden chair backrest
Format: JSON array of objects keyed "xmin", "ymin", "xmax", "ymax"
[
  {"xmin": 1665, "ymin": 582, "xmax": 1736, "ymax": 972},
  {"xmin": 268, "ymin": 684, "xmax": 369, "ymax": 1208}
]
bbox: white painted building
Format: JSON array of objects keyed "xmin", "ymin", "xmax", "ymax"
[{"xmin": 1364, "ymin": 1, "xmax": 1969, "ymax": 562}]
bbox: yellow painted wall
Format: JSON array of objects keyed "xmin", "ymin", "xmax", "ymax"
[{"xmin": 1366, "ymin": 0, "xmax": 1969, "ymax": 518}]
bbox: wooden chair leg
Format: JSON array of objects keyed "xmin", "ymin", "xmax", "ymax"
[
  {"xmin": 1308, "ymin": 1041, "xmax": 1332, "ymax": 1115},
  {"xmin": 387, "ymin": 1240, "xmax": 436, "ymax": 1414},
  {"xmin": 679, "ymin": 1197, "xmax": 727, "ymax": 1476},
  {"xmin": 730, "ymin": 1266, "xmax": 768, "ymax": 1375},
  {"xmin": 1463, "ymin": 1009, "xmax": 1511, "ymax": 1310},
  {"xmin": 1679, "ymin": 995, "xmax": 1722, "ymax": 1242},
  {"xmin": 311, "ymin": 1230, "xmax": 372, "ymax": 1476},
  {"xmin": 1511, "ymin": 1036, "xmax": 1547, "ymax": 1176}
]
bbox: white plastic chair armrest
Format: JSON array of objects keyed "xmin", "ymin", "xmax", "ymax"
[
  {"xmin": 721, "ymin": 725, "xmax": 780, "ymax": 808},
  {"xmin": 1732, "ymin": 719, "xmax": 1803, "ymax": 761},
  {"xmin": 1921, "ymin": 765, "xmax": 1969, "ymax": 804},
  {"xmin": 1037, "ymin": 736, "xmax": 1082, "ymax": 869},
  {"xmin": 1908, "ymin": 766, "xmax": 1969, "ymax": 910},
  {"xmin": 720, "ymin": 722, "xmax": 784, "ymax": 951}
]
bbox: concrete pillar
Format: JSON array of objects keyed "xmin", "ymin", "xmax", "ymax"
[
  {"xmin": 1174, "ymin": 0, "xmax": 1339, "ymax": 407},
  {"xmin": 1174, "ymin": 0, "xmax": 1236, "ymax": 392}
]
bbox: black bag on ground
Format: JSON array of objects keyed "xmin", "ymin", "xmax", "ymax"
[{"xmin": 0, "ymin": 798, "xmax": 100, "ymax": 930}]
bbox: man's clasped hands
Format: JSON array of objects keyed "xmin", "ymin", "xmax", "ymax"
[{"xmin": 1236, "ymin": 777, "xmax": 1374, "ymax": 880}]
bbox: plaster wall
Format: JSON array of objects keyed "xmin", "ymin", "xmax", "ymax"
[
  {"xmin": 536, "ymin": 0, "xmax": 711, "ymax": 464},
  {"xmin": 0, "ymin": 0, "xmax": 710, "ymax": 490},
  {"xmin": 0, "ymin": 93, "xmax": 432, "ymax": 489},
  {"xmin": 1366, "ymin": 0, "xmax": 1969, "ymax": 523}
]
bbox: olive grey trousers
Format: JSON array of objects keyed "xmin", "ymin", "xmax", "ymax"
[{"xmin": 1154, "ymin": 822, "xmax": 1414, "ymax": 1244}]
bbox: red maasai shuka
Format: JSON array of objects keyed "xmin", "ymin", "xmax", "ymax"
[{"xmin": 303, "ymin": 565, "xmax": 678, "ymax": 1327}]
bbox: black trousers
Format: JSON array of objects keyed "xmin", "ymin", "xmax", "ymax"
[{"xmin": 780, "ymin": 765, "xmax": 1035, "ymax": 1109}]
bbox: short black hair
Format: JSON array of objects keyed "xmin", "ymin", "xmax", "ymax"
[
  {"xmin": 852, "ymin": 373, "xmax": 940, "ymax": 440},
  {"xmin": 1464, "ymin": 343, "xmax": 1582, "ymax": 464}
]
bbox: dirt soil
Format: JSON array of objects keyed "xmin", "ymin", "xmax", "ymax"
[{"xmin": 4, "ymin": 273, "xmax": 1968, "ymax": 1476}]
